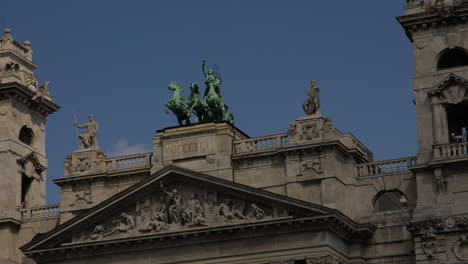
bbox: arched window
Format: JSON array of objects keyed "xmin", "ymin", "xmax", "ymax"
[
  {"xmin": 373, "ymin": 190, "xmax": 407, "ymax": 213},
  {"xmin": 19, "ymin": 126, "xmax": 35, "ymax": 146},
  {"xmin": 437, "ymin": 48, "xmax": 468, "ymax": 70}
]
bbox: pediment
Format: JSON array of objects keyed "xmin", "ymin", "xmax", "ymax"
[
  {"xmin": 428, "ymin": 74, "xmax": 468, "ymax": 104},
  {"xmin": 21, "ymin": 166, "xmax": 374, "ymax": 261},
  {"xmin": 17, "ymin": 152, "xmax": 45, "ymax": 177}
]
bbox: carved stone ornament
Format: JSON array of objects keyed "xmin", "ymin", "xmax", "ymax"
[
  {"xmin": 300, "ymin": 159, "xmax": 323, "ymax": 178},
  {"xmin": 428, "ymin": 74, "xmax": 468, "ymax": 105},
  {"xmin": 23, "ymin": 72, "xmax": 38, "ymax": 90},
  {"xmin": 4, "ymin": 61, "xmax": 19, "ymax": 73},
  {"xmin": 424, "ymin": 0, "xmax": 468, "ymax": 17},
  {"xmin": 421, "ymin": 230, "xmax": 438, "ymax": 258},
  {"xmin": 408, "ymin": 215, "xmax": 468, "ymax": 233},
  {"xmin": 17, "ymin": 152, "xmax": 46, "ymax": 178},
  {"xmin": 69, "ymin": 190, "xmax": 93, "ymax": 206},
  {"xmin": 299, "ymin": 123, "xmax": 321, "ymax": 141},
  {"xmin": 0, "ymin": 106, "xmax": 8, "ymax": 116},
  {"xmin": 72, "ymin": 157, "xmax": 91, "ymax": 172},
  {"xmin": 74, "ymin": 182, "xmax": 271, "ymax": 243},
  {"xmin": 452, "ymin": 234, "xmax": 468, "ymax": 261}
]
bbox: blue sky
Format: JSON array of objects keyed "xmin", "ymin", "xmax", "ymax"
[{"xmin": 2, "ymin": 1, "xmax": 417, "ymax": 204}]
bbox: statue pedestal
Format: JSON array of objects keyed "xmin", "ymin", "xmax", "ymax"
[
  {"xmin": 64, "ymin": 148, "xmax": 107, "ymax": 178},
  {"xmin": 152, "ymin": 122, "xmax": 248, "ymax": 181},
  {"xmin": 288, "ymin": 115, "xmax": 331, "ymax": 145}
]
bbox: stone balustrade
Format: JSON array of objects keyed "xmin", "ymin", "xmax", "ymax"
[
  {"xmin": 233, "ymin": 134, "xmax": 289, "ymax": 154},
  {"xmin": 107, "ymin": 152, "xmax": 152, "ymax": 172},
  {"xmin": 20, "ymin": 204, "xmax": 60, "ymax": 221},
  {"xmin": 13, "ymin": 40, "xmax": 29, "ymax": 58},
  {"xmin": 357, "ymin": 157, "xmax": 417, "ymax": 177},
  {"xmin": 433, "ymin": 142, "xmax": 468, "ymax": 159}
]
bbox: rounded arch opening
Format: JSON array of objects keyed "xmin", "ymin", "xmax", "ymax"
[
  {"xmin": 19, "ymin": 126, "xmax": 35, "ymax": 146},
  {"xmin": 372, "ymin": 190, "xmax": 407, "ymax": 213},
  {"xmin": 437, "ymin": 47, "xmax": 468, "ymax": 70}
]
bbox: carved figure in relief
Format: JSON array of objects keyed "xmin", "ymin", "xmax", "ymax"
[
  {"xmin": 302, "ymin": 81, "xmax": 321, "ymax": 115},
  {"xmin": 248, "ymin": 204, "xmax": 265, "ymax": 219},
  {"xmin": 90, "ymin": 225, "xmax": 105, "ymax": 240},
  {"xmin": 218, "ymin": 199, "xmax": 246, "ymax": 220},
  {"xmin": 161, "ymin": 184, "xmax": 184, "ymax": 223},
  {"xmin": 206, "ymin": 192, "xmax": 216, "ymax": 213},
  {"xmin": 75, "ymin": 114, "xmax": 99, "ymax": 149},
  {"xmin": 104, "ymin": 213, "xmax": 135, "ymax": 237},
  {"xmin": 24, "ymin": 72, "xmax": 38, "ymax": 90},
  {"xmin": 139, "ymin": 214, "xmax": 168, "ymax": 232},
  {"xmin": 5, "ymin": 61, "xmax": 19, "ymax": 72},
  {"xmin": 32, "ymin": 81, "xmax": 51, "ymax": 102},
  {"xmin": 184, "ymin": 193, "xmax": 208, "ymax": 226},
  {"xmin": 153, "ymin": 196, "xmax": 169, "ymax": 223}
]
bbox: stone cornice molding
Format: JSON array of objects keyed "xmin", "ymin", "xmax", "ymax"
[
  {"xmin": 0, "ymin": 82, "xmax": 59, "ymax": 116},
  {"xmin": 397, "ymin": 3, "xmax": 468, "ymax": 41},
  {"xmin": 53, "ymin": 169, "xmax": 151, "ymax": 186},
  {"xmin": 25, "ymin": 216, "xmax": 372, "ymax": 263}
]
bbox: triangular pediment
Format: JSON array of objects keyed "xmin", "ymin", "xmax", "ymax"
[
  {"xmin": 428, "ymin": 73, "xmax": 468, "ymax": 104},
  {"xmin": 21, "ymin": 165, "xmax": 374, "ymax": 261},
  {"xmin": 17, "ymin": 152, "xmax": 46, "ymax": 177}
]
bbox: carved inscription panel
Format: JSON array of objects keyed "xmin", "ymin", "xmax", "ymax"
[{"xmin": 163, "ymin": 137, "xmax": 216, "ymax": 160}]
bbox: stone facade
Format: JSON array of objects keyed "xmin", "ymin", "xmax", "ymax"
[{"xmin": 0, "ymin": 1, "xmax": 467, "ymax": 263}]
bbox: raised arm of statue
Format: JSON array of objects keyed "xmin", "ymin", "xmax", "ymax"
[{"xmin": 202, "ymin": 60, "xmax": 207, "ymax": 78}]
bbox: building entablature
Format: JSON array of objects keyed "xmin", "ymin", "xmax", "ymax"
[
  {"xmin": 399, "ymin": 0, "xmax": 468, "ymax": 41},
  {"xmin": 0, "ymin": 82, "xmax": 59, "ymax": 117}
]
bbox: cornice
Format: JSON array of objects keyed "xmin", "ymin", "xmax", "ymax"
[
  {"xmin": 25, "ymin": 215, "xmax": 373, "ymax": 263},
  {"xmin": 397, "ymin": 4, "xmax": 468, "ymax": 41},
  {"xmin": 53, "ymin": 168, "xmax": 151, "ymax": 186},
  {"xmin": 0, "ymin": 82, "xmax": 60, "ymax": 116}
]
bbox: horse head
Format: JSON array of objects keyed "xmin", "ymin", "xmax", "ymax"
[{"xmin": 168, "ymin": 82, "xmax": 183, "ymax": 91}]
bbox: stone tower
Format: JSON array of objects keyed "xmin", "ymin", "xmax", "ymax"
[
  {"xmin": 399, "ymin": 2, "xmax": 468, "ymax": 262},
  {"xmin": 0, "ymin": 28, "xmax": 59, "ymax": 262}
]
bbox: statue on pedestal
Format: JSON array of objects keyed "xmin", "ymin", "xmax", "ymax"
[
  {"xmin": 75, "ymin": 114, "xmax": 99, "ymax": 149},
  {"xmin": 302, "ymin": 81, "xmax": 321, "ymax": 116}
]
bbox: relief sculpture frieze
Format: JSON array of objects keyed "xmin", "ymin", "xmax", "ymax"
[{"xmin": 76, "ymin": 181, "xmax": 274, "ymax": 243}]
